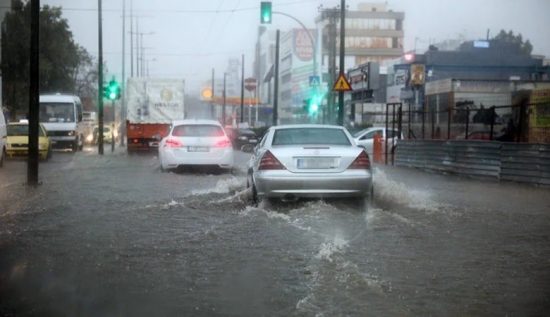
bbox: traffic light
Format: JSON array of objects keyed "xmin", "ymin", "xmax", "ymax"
[
  {"xmin": 104, "ymin": 78, "xmax": 121, "ymax": 101},
  {"xmin": 303, "ymin": 97, "xmax": 320, "ymax": 116},
  {"xmin": 260, "ymin": 2, "xmax": 272, "ymax": 24}
]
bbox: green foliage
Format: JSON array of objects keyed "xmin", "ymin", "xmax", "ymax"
[
  {"xmin": 1, "ymin": 0, "xmax": 92, "ymax": 118},
  {"xmin": 492, "ymin": 29, "xmax": 532, "ymax": 55}
]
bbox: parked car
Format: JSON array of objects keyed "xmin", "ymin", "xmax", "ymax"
[
  {"xmin": 353, "ymin": 127, "xmax": 403, "ymax": 157},
  {"xmin": 226, "ymin": 128, "xmax": 259, "ymax": 150},
  {"xmin": 247, "ymin": 124, "xmax": 373, "ymax": 207},
  {"xmin": 158, "ymin": 119, "xmax": 234, "ymax": 172},
  {"xmin": 5, "ymin": 121, "xmax": 52, "ymax": 160}
]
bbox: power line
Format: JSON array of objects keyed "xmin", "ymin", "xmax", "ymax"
[{"xmin": 1, "ymin": 1, "xmax": 316, "ymax": 14}]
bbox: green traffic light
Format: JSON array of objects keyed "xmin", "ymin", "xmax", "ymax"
[
  {"xmin": 105, "ymin": 79, "xmax": 121, "ymax": 101},
  {"xmin": 260, "ymin": 2, "xmax": 272, "ymax": 24},
  {"xmin": 310, "ymin": 102, "xmax": 319, "ymax": 113}
]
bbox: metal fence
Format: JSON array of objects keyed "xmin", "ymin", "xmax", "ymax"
[
  {"xmin": 395, "ymin": 140, "xmax": 550, "ymax": 185},
  {"xmin": 384, "ymin": 102, "xmax": 550, "ymax": 144}
]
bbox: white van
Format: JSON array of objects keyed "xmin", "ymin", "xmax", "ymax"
[
  {"xmin": 40, "ymin": 94, "xmax": 84, "ymax": 152},
  {"xmin": 0, "ymin": 109, "xmax": 6, "ymax": 167}
]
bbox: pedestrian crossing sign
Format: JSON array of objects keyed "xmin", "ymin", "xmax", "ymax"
[
  {"xmin": 333, "ymin": 73, "xmax": 352, "ymax": 92},
  {"xmin": 309, "ymin": 75, "xmax": 320, "ymax": 87}
]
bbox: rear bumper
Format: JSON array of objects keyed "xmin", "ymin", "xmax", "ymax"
[
  {"xmin": 127, "ymin": 138, "xmax": 159, "ymax": 151},
  {"xmin": 6, "ymin": 149, "xmax": 48, "ymax": 159},
  {"xmin": 160, "ymin": 147, "xmax": 234, "ymax": 169},
  {"xmin": 50, "ymin": 136, "xmax": 76, "ymax": 149},
  {"xmin": 254, "ymin": 170, "xmax": 372, "ymax": 199}
]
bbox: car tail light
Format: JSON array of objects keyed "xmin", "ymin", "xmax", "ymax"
[
  {"xmin": 349, "ymin": 151, "xmax": 371, "ymax": 169},
  {"xmin": 215, "ymin": 137, "xmax": 231, "ymax": 147},
  {"xmin": 165, "ymin": 138, "xmax": 183, "ymax": 148},
  {"xmin": 259, "ymin": 150, "xmax": 286, "ymax": 170}
]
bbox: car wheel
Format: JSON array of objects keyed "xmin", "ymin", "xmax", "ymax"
[
  {"xmin": 72, "ymin": 140, "xmax": 78, "ymax": 152},
  {"xmin": 0, "ymin": 147, "xmax": 4, "ymax": 168},
  {"xmin": 247, "ymin": 173, "xmax": 259, "ymax": 206}
]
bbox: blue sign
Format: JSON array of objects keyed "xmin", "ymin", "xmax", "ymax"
[{"xmin": 309, "ymin": 76, "xmax": 320, "ymax": 87}]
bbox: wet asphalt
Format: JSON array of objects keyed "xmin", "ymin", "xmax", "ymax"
[{"xmin": 0, "ymin": 146, "xmax": 549, "ymax": 316}]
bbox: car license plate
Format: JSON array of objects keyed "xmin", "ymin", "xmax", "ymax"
[
  {"xmin": 297, "ymin": 158, "xmax": 335, "ymax": 169},
  {"xmin": 249, "ymin": 139, "xmax": 257, "ymax": 143},
  {"xmin": 188, "ymin": 146, "xmax": 209, "ymax": 152},
  {"xmin": 149, "ymin": 142, "xmax": 159, "ymax": 147}
]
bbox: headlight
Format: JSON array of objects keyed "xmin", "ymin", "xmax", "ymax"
[
  {"xmin": 67, "ymin": 130, "xmax": 75, "ymax": 136},
  {"xmin": 113, "ymin": 130, "xmax": 118, "ymax": 138},
  {"xmin": 86, "ymin": 134, "xmax": 93, "ymax": 142}
]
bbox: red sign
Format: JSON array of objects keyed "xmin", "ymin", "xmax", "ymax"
[
  {"xmin": 244, "ymin": 77, "xmax": 257, "ymax": 92},
  {"xmin": 293, "ymin": 29, "xmax": 315, "ymax": 62}
]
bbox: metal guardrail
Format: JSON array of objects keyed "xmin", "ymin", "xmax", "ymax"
[{"xmin": 395, "ymin": 140, "xmax": 550, "ymax": 185}]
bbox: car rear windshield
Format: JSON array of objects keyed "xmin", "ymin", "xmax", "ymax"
[
  {"xmin": 172, "ymin": 124, "xmax": 224, "ymax": 137},
  {"xmin": 7, "ymin": 125, "xmax": 46, "ymax": 136},
  {"xmin": 272, "ymin": 128, "xmax": 351, "ymax": 146}
]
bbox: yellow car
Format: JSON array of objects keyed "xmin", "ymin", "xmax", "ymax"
[{"xmin": 6, "ymin": 122, "xmax": 52, "ymax": 160}]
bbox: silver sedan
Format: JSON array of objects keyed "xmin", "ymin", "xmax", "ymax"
[{"xmin": 247, "ymin": 124, "xmax": 373, "ymax": 206}]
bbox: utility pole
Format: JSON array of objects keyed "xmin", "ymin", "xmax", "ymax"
[
  {"xmin": 129, "ymin": 0, "xmax": 133, "ymax": 77},
  {"xmin": 337, "ymin": 0, "xmax": 346, "ymax": 126},
  {"xmin": 211, "ymin": 68, "xmax": 215, "ymax": 119},
  {"xmin": 135, "ymin": 19, "xmax": 140, "ymax": 77},
  {"xmin": 27, "ymin": 0, "xmax": 39, "ymax": 185},
  {"xmin": 223, "ymin": 72, "xmax": 227, "ymax": 126},
  {"xmin": 98, "ymin": 0, "xmax": 104, "ymax": 155},
  {"xmin": 273, "ymin": 29, "xmax": 280, "ymax": 126},
  {"xmin": 140, "ymin": 33, "xmax": 144, "ymax": 76},
  {"xmin": 240, "ymin": 54, "xmax": 245, "ymax": 124},
  {"xmin": 120, "ymin": 0, "xmax": 126, "ymax": 146}
]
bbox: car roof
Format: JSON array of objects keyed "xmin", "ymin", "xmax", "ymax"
[
  {"xmin": 40, "ymin": 94, "xmax": 81, "ymax": 103},
  {"xmin": 270, "ymin": 124, "xmax": 346, "ymax": 131},
  {"xmin": 171, "ymin": 119, "xmax": 222, "ymax": 126}
]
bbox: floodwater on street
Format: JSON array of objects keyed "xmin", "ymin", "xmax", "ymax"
[{"xmin": 1, "ymin": 148, "xmax": 549, "ymax": 316}]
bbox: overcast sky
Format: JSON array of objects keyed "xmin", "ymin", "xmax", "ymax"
[{"xmin": 42, "ymin": 0, "xmax": 550, "ymax": 94}]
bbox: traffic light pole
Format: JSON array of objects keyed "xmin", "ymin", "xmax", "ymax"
[
  {"xmin": 240, "ymin": 54, "xmax": 245, "ymax": 124},
  {"xmin": 222, "ymin": 72, "xmax": 227, "ymax": 126},
  {"xmin": 337, "ymin": 0, "xmax": 345, "ymax": 126},
  {"xmin": 273, "ymin": 29, "xmax": 280, "ymax": 126},
  {"xmin": 121, "ymin": 0, "xmax": 126, "ymax": 147},
  {"xmin": 98, "ymin": 0, "xmax": 104, "ymax": 155},
  {"xmin": 27, "ymin": 0, "xmax": 40, "ymax": 186}
]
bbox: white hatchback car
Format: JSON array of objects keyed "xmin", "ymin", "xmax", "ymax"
[{"xmin": 158, "ymin": 120, "xmax": 234, "ymax": 172}]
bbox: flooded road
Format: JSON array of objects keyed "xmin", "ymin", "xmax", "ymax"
[{"xmin": 1, "ymin": 148, "xmax": 549, "ymax": 316}]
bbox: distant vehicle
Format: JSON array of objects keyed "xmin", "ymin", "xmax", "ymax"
[
  {"xmin": 0, "ymin": 110, "xmax": 6, "ymax": 167},
  {"xmin": 247, "ymin": 124, "xmax": 373, "ymax": 207},
  {"xmin": 226, "ymin": 127, "xmax": 259, "ymax": 150},
  {"xmin": 158, "ymin": 119, "xmax": 234, "ymax": 172},
  {"xmin": 40, "ymin": 94, "xmax": 84, "ymax": 152},
  {"xmin": 353, "ymin": 127, "xmax": 403, "ymax": 157},
  {"xmin": 82, "ymin": 111, "xmax": 97, "ymax": 144},
  {"xmin": 126, "ymin": 78, "xmax": 185, "ymax": 152},
  {"xmin": 90, "ymin": 125, "xmax": 117, "ymax": 144},
  {"xmin": 5, "ymin": 121, "xmax": 52, "ymax": 160}
]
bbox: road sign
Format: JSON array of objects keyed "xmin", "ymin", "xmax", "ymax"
[
  {"xmin": 309, "ymin": 76, "xmax": 320, "ymax": 87},
  {"xmin": 244, "ymin": 77, "xmax": 257, "ymax": 91},
  {"xmin": 333, "ymin": 73, "xmax": 352, "ymax": 92}
]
